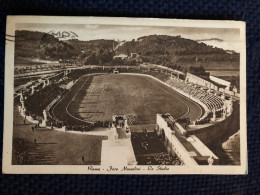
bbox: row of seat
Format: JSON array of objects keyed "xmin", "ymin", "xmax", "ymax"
[
  {"xmin": 166, "ymin": 78, "xmax": 225, "ymax": 125},
  {"xmin": 167, "ymin": 78, "xmax": 224, "ymax": 112}
]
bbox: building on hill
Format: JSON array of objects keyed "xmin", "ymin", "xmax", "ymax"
[
  {"xmin": 113, "ymin": 54, "xmax": 128, "ymax": 60},
  {"xmin": 130, "ymin": 53, "xmax": 138, "ymax": 58}
]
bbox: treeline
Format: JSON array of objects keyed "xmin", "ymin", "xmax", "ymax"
[
  {"xmin": 117, "ymin": 35, "xmax": 239, "ymax": 67},
  {"xmin": 65, "ymin": 39, "xmax": 116, "ymax": 52},
  {"xmin": 15, "ymin": 31, "xmax": 239, "ymax": 71},
  {"xmin": 15, "ymin": 30, "xmax": 81, "ymax": 61},
  {"xmin": 130, "ymin": 35, "xmax": 229, "ymax": 55},
  {"xmin": 67, "ymin": 39, "xmax": 121, "ymax": 65},
  {"xmin": 84, "ymin": 49, "xmax": 115, "ymax": 65},
  {"xmin": 83, "ymin": 50, "xmax": 138, "ymax": 65},
  {"xmin": 187, "ymin": 65, "xmax": 209, "ymax": 78}
]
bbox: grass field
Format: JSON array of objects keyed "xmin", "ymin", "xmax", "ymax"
[{"xmin": 74, "ymin": 74, "xmax": 202, "ymax": 125}]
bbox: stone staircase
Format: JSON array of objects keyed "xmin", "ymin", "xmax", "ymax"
[{"xmin": 13, "ymin": 138, "xmax": 57, "ymax": 165}]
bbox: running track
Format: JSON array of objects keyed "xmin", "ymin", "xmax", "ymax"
[{"xmin": 50, "ymin": 74, "xmax": 203, "ymax": 125}]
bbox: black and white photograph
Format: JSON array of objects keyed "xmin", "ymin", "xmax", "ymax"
[{"xmin": 2, "ymin": 16, "xmax": 247, "ymax": 174}]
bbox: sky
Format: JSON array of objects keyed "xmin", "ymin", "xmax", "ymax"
[{"xmin": 16, "ymin": 23, "xmax": 241, "ymax": 52}]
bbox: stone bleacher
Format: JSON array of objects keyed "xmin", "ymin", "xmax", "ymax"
[{"xmin": 166, "ymin": 77, "xmax": 225, "ymax": 125}]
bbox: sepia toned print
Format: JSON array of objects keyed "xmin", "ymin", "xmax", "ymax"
[{"xmin": 3, "ymin": 16, "xmax": 247, "ymax": 174}]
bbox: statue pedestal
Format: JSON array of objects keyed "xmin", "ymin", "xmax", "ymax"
[
  {"xmin": 21, "ymin": 109, "xmax": 26, "ymax": 117},
  {"xmin": 211, "ymin": 117, "xmax": 216, "ymax": 122},
  {"xmin": 31, "ymin": 86, "xmax": 35, "ymax": 95},
  {"xmin": 108, "ymin": 128, "xmax": 118, "ymax": 142},
  {"xmin": 41, "ymin": 120, "xmax": 47, "ymax": 127},
  {"xmin": 222, "ymin": 112, "xmax": 227, "ymax": 119}
]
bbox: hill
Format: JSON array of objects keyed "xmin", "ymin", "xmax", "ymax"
[
  {"xmin": 15, "ymin": 30, "xmax": 81, "ymax": 65},
  {"xmin": 64, "ymin": 39, "xmax": 117, "ymax": 64},
  {"xmin": 15, "ymin": 31, "xmax": 118, "ymax": 66},
  {"xmin": 116, "ymin": 35, "xmax": 239, "ymax": 70},
  {"xmin": 14, "ymin": 31, "xmax": 239, "ymax": 70},
  {"xmin": 65, "ymin": 39, "xmax": 117, "ymax": 52}
]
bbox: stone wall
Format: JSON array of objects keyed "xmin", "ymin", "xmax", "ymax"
[
  {"xmin": 186, "ymin": 73, "xmax": 218, "ymax": 91},
  {"xmin": 187, "ymin": 102, "xmax": 240, "ymax": 145}
]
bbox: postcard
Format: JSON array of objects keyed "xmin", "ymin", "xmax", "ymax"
[{"xmin": 3, "ymin": 16, "xmax": 247, "ymax": 174}]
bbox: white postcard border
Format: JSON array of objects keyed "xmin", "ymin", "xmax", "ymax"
[{"xmin": 2, "ymin": 16, "xmax": 247, "ymax": 174}]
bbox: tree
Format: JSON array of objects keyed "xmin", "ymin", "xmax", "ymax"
[
  {"xmin": 85, "ymin": 53, "xmax": 99, "ymax": 65},
  {"xmin": 182, "ymin": 67, "xmax": 188, "ymax": 73},
  {"xmin": 230, "ymin": 76, "xmax": 240, "ymax": 91},
  {"xmin": 199, "ymin": 65, "xmax": 205, "ymax": 72},
  {"xmin": 111, "ymin": 58, "xmax": 124, "ymax": 65}
]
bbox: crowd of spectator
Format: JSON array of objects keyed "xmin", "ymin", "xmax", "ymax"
[
  {"xmin": 46, "ymin": 117, "xmax": 112, "ymax": 132},
  {"xmin": 24, "ymin": 84, "xmax": 65, "ymax": 117},
  {"xmin": 153, "ymin": 152, "xmax": 184, "ymax": 165}
]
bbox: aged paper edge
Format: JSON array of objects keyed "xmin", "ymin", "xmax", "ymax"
[{"xmin": 2, "ymin": 16, "xmax": 247, "ymax": 174}]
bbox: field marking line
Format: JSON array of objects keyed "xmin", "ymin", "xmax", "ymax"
[
  {"xmin": 124, "ymin": 73, "xmax": 203, "ymax": 120},
  {"xmin": 150, "ymin": 77, "xmax": 203, "ymax": 120},
  {"xmin": 121, "ymin": 73, "xmax": 203, "ymax": 120},
  {"xmin": 51, "ymin": 73, "xmax": 104, "ymax": 124},
  {"xmin": 146, "ymin": 77, "xmax": 200, "ymax": 120},
  {"xmin": 51, "ymin": 77, "xmax": 90, "ymax": 124},
  {"xmin": 65, "ymin": 78, "xmax": 93, "ymax": 124},
  {"xmin": 52, "ymin": 73, "xmax": 201, "ymax": 127},
  {"xmin": 51, "ymin": 79, "xmax": 82, "ymax": 121}
]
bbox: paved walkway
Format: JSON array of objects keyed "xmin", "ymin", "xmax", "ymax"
[
  {"xmin": 13, "ymin": 106, "xmax": 106, "ymax": 165},
  {"xmin": 116, "ymin": 127, "xmax": 128, "ymax": 139}
]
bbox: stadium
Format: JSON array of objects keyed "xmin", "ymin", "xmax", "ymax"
[{"xmin": 13, "ymin": 64, "xmax": 240, "ymax": 166}]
